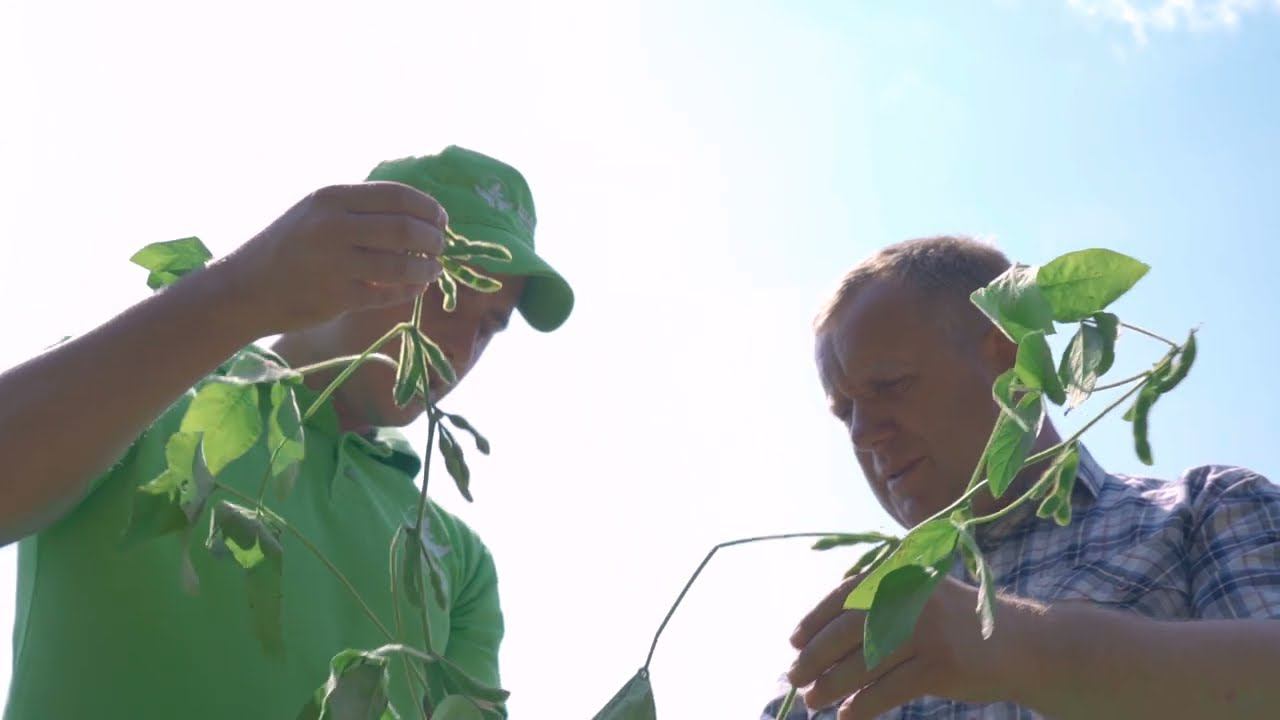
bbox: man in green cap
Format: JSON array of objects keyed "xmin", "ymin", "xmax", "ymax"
[{"xmin": 0, "ymin": 146, "xmax": 572, "ymax": 718}]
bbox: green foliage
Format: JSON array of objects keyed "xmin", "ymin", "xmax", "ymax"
[
  {"xmin": 863, "ymin": 563, "xmax": 948, "ymax": 670},
  {"xmin": 985, "ymin": 391, "xmax": 1044, "ymax": 498},
  {"xmin": 1034, "ymin": 444, "xmax": 1080, "ymax": 526},
  {"xmin": 1035, "ymin": 249, "xmax": 1149, "ymax": 322},
  {"xmin": 440, "ymin": 259, "xmax": 502, "ymax": 294},
  {"xmin": 206, "ymin": 501, "xmax": 284, "ymax": 656},
  {"xmin": 592, "ymin": 669, "xmax": 657, "ymax": 720},
  {"xmin": 810, "ymin": 532, "xmax": 896, "ymax": 551},
  {"xmin": 954, "ymin": 523, "xmax": 995, "ymax": 639},
  {"xmin": 437, "ymin": 426, "xmax": 473, "ymax": 502},
  {"xmin": 181, "ymin": 381, "xmax": 263, "ymax": 477},
  {"xmin": 845, "ymin": 519, "xmax": 958, "ymax": 611},
  {"xmin": 130, "ymin": 236, "xmax": 213, "ymax": 290},
  {"xmin": 969, "ymin": 264, "xmax": 1056, "ymax": 343},
  {"xmin": 267, "ymin": 383, "xmax": 306, "ymax": 501},
  {"xmin": 1014, "ymin": 331, "xmax": 1066, "ymax": 406},
  {"xmin": 295, "ymin": 649, "xmax": 394, "ymax": 720}
]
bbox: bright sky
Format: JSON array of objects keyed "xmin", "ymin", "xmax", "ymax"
[{"xmin": 2, "ymin": 1, "xmax": 1279, "ymax": 717}]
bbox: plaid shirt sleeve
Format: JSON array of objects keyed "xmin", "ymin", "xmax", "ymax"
[{"xmin": 1188, "ymin": 466, "xmax": 1280, "ymax": 619}]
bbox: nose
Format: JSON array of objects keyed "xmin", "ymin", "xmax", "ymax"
[{"xmin": 848, "ymin": 401, "xmax": 896, "ymax": 451}]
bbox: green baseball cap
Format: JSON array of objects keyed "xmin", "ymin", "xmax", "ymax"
[{"xmin": 365, "ymin": 145, "xmax": 574, "ymax": 332}]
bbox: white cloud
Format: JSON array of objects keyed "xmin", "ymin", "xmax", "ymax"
[{"xmin": 1067, "ymin": 0, "xmax": 1280, "ymax": 44}]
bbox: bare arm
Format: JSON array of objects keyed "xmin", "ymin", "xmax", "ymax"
[
  {"xmin": 1017, "ymin": 603, "xmax": 1280, "ymax": 719},
  {"xmin": 0, "ymin": 182, "xmax": 448, "ymax": 545},
  {"xmin": 0, "ymin": 264, "xmax": 257, "ymax": 544}
]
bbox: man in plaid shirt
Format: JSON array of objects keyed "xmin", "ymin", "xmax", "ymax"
[{"xmin": 764, "ymin": 237, "xmax": 1280, "ymax": 719}]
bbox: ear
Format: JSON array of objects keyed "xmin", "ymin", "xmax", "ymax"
[{"xmin": 980, "ymin": 324, "xmax": 1017, "ymax": 376}]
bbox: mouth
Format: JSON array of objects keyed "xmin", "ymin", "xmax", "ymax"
[{"xmin": 886, "ymin": 457, "xmax": 925, "ymax": 486}]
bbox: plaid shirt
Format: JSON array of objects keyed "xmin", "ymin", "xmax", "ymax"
[{"xmin": 762, "ymin": 447, "xmax": 1280, "ymax": 719}]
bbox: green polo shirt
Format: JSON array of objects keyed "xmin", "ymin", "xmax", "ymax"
[{"xmin": 4, "ymin": 347, "xmax": 504, "ymax": 719}]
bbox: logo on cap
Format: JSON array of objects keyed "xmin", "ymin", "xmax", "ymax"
[{"xmin": 475, "ymin": 178, "xmax": 534, "ymax": 235}]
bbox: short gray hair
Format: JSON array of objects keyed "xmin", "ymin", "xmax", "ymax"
[{"xmin": 815, "ymin": 235, "xmax": 1011, "ymax": 337}]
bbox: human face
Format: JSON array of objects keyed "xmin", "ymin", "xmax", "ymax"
[
  {"xmin": 322, "ymin": 274, "xmax": 526, "ymax": 430},
  {"xmin": 816, "ymin": 278, "xmax": 1011, "ymax": 528}
]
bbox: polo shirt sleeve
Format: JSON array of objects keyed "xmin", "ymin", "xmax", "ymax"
[
  {"xmin": 437, "ymin": 510, "xmax": 506, "ymax": 696},
  {"xmin": 1188, "ymin": 466, "xmax": 1280, "ymax": 619}
]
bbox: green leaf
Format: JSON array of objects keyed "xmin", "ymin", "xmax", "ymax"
[
  {"xmin": 121, "ymin": 483, "xmax": 188, "ymax": 547},
  {"xmin": 954, "ymin": 524, "xmax": 996, "ymax": 639},
  {"xmin": 130, "ymin": 237, "xmax": 214, "ymax": 290},
  {"xmin": 1090, "ymin": 312, "xmax": 1119, "ymax": 376},
  {"xmin": 121, "ymin": 431, "xmax": 214, "ymax": 546},
  {"xmin": 863, "ymin": 563, "xmax": 947, "ymax": 670},
  {"xmin": 206, "ymin": 501, "xmax": 284, "ymax": 656},
  {"xmin": 267, "ymin": 384, "xmax": 306, "ymax": 501},
  {"xmin": 181, "ymin": 382, "xmax": 263, "ymax": 477},
  {"xmin": 401, "ymin": 530, "xmax": 448, "ymax": 611},
  {"xmin": 1058, "ymin": 323, "xmax": 1105, "ymax": 410},
  {"xmin": 1035, "ymin": 444, "xmax": 1080, "ymax": 526},
  {"xmin": 845, "ymin": 519, "xmax": 958, "ymax": 610},
  {"xmin": 438, "ymin": 426, "xmax": 473, "ymax": 502},
  {"xmin": 304, "ymin": 649, "xmax": 393, "ymax": 720},
  {"xmin": 591, "ymin": 668, "xmax": 657, "ymax": 720},
  {"xmin": 843, "ymin": 541, "xmax": 895, "ymax": 579},
  {"xmin": 433, "ymin": 696, "xmax": 484, "ymax": 720},
  {"xmin": 985, "ymin": 391, "xmax": 1044, "ymax": 498},
  {"xmin": 393, "ymin": 333, "xmax": 423, "ymax": 408},
  {"xmin": 416, "ymin": 333, "xmax": 457, "ymax": 386},
  {"xmin": 438, "ymin": 272, "xmax": 459, "ymax": 313},
  {"xmin": 441, "ymin": 259, "xmax": 503, "ymax": 293},
  {"xmin": 1036, "ymin": 249, "xmax": 1149, "ymax": 322},
  {"xmin": 970, "ymin": 263, "xmax": 1057, "ymax": 343},
  {"xmin": 1015, "ymin": 331, "xmax": 1065, "ymax": 406},
  {"xmin": 442, "ymin": 413, "xmax": 490, "ymax": 455},
  {"xmin": 811, "ymin": 532, "xmax": 896, "ymax": 551}
]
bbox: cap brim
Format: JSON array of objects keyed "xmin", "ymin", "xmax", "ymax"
[{"xmin": 448, "ymin": 222, "xmax": 574, "ymax": 333}]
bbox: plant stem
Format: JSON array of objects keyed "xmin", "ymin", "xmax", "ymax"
[
  {"xmin": 1091, "ymin": 371, "xmax": 1149, "ymax": 392},
  {"xmin": 962, "ymin": 379, "xmax": 1148, "ymax": 527},
  {"xmin": 776, "ymin": 687, "xmax": 798, "ymax": 719},
  {"xmin": 963, "ymin": 418, "xmax": 1000, "ymax": 494},
  {"xmin": 389, "ymin": 527, "xmax": 429, "ymax": 720},
  {"xmin": 643, "ymin": 531, "xmax": 854, "ymax": 671},
  {"xmin": 926, "ymin": 375, "xmax": 1148, "ymax": 531},
  {"xmin": 214, "ymin": 480, "xmax": 397, "ymax": 638},
  {"xmin": 294, "ymin": 353, "xmax": 399, "ymax": 377},
  {"xmin": 1120, "ymin": 322, "xmax": 1177, "ymax": 348},
  {"xmin": 302, "ymin": 323, "xmax": 412, "ymax": 423}
]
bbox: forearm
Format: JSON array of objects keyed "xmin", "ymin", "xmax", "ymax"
[
  {"xmin": 0, "ymin": 261, "xmax": 258, "ymax": 544},
  {"xmin": 1013, "ymin": 601, "xmax": 1280, "ymax": 718}
]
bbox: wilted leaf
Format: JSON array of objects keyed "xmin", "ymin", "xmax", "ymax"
[
  {"xmin": 1035, "ymin": 444, "xmax": 1080, "ymax": 526},
  {"xmin": 955, "ymin": 524, "xmax": 996, "ymax": 639},
  {"xmin": 970, "ymin": 264, "xmax": 1057, "ymax": 343},
  {"xmin": 591, "ymin": 668, "xmax": 656, "ymax": 720},
  {"xmin": 267, "ymin": 384, "xmax": 305, "ymax": 501},
  {"xmin": 130, "ymin": 237, "xmax": 213, "ymax": 290},
  {"xmin": 301, "ymin": 648, "xmax": 393, "ymax": 720},
  {"xmin": 1058, "ymin": 323, "xmax": 1105, "ymax": 410},
  {"xmin": 1036, "ymin": 249, "xmax": 1149, "ymax": 323},
  {"xmin": 845, "ymin": 519, "xmax": 958, "ymax": 610},
  {"xmin": 206, "ymin": 501, "xmax": 284, "ymax": 656},
  {"xmin": 181, "ymin": 382, "xmax": 263, "ymax": 477}
]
